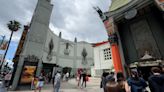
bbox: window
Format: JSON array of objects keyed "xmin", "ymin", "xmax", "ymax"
[{"xmin": 103, "ymin": 48, "xmax": 112, "ymax": 60}]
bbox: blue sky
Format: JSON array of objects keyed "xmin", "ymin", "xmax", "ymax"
[{"xmin": 0, "ymin": 41, "xmax": 18, "ymax": 60}]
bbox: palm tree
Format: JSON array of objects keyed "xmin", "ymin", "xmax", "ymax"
[{"xmin": 0, "ymin": 20, "xmax": 21, "ymax": 69}]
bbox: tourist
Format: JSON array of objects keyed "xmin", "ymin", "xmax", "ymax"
[
  {"xmin": 37, "ymin": 73, "xmax": 45, "ymax": 92},
  {"xmin": 63, "ymin": 73, "xmax": 66, "ymax": 81},
  {"xmin": 31, "ymin": 75, "xmax": 35, "ymax": 90},
  {"xmin": 54, "ymin": 71, "xmax": 61, "ymax": 92},
  {"xmin": 106, "ymin": 72, "xmax": 114, "ymax": 83},
  {"xmin": 148, "ymin": 67, "xmax": 164, "ymax": 92},
  {"xmin": 45, "ymin": 72, "xmax": 51, "ymax": 83},
  {"xmin": 100, "ymin": 72, "xmax": 109, "ymax": 92},
  {"xmin": 31, "ymin": 76, "xmax": 38, "ymax": 92},
  {"xmin": 66, "ymin": 72, "xmax": 69, "ymax": 81},
  {"xmin": 77, "ymin": 70, "xmax": 82, "ymax": 86},
  {"xmin": 116, "ymin": 72, "xmax": 130, "ymax": 92},
  {"xmin": 4, "ymin": 72, "xmax": 12, "ymax": 87},
  {"xmin": 81, "ymin": 70, "xmax": 87, "ymax": 88},
  {"xmin": 105, "ymin": 77, "xmax": 121, "ymax": 92},
  {"xmin": 127, "ymin": 70, "xmax": 147, "ymax": 92}
]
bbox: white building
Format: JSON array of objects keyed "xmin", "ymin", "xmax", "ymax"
[
  {"xmin": 42, "ymin": 30, "xmax": 94, "ymax": 76},
  {"xmin": 92, "ymin": 41, "xmax": 114, "ymax": 77}
]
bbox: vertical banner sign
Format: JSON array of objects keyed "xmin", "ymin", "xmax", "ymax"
[
  {"xmin": 155, "ymin": 0, "xmax": 164, "ymax": 11},
  {"xmin": 13, "ymin": 25, "xmax": 29, "ymax": 63}
]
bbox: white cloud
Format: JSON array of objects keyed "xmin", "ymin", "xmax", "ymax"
[
  {"xmin": 0, "ymin": 0, "xmax": 111, "ymax": 43},
  {"xmin": 0, "ymin": 0, "xmax": 37, "ymax": 42},
  {"xmin": 50, "ymin": 0, "xmax": 111, "ymax": 42}
]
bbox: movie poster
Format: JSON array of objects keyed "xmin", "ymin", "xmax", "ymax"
[{"xmin": 20, "ymin": 66, "xmax": 36, "ymax": 84}]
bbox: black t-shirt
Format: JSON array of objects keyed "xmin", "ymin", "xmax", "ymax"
[
  {"xmin": 82, "ymin": 74, "xmax": 86, "ymax": 81},
  {"xmin": 39, "ymin": 76, "xmax": 44, "ymax": 81}
]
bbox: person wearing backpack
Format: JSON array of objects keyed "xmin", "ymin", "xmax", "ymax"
[
  {"xmin": 148, "ymin": 67, "xmax": 164, "ymax": 92},
  {"xmin": 36, "ymin": 73, "xmax": 45, "ymax": 92},
  {"xmin": 105, "ymin": 77, "xmax": 121, "ymax": 92},
  {"xmin": 116, "ymin": 72, "xmax": 130, "ymax": 92},
  {"xmin": 54, "ymin": 71, "xmax": 61, "ymax": 92},
  {"xmin": 127, "ymin": 70, "xmax": 147, "ymax": 92}
]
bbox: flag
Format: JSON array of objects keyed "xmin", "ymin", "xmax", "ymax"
[{"xmin": 0, "ymin": 40, "xmax": 8, "ymax": 50}]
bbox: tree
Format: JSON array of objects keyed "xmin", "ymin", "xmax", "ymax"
[{"xmin": 0, "ymin": 20, "xmax": 21, "ymax": 70}]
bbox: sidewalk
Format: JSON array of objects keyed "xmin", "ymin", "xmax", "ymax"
[{"xmin": 9, "ymin": 77, "xmax": 103, "ymax": 92}]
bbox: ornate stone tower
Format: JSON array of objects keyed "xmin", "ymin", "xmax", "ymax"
[{"xmin": 11, "ymin": 0, "xmax": 53, "ymax": 90}]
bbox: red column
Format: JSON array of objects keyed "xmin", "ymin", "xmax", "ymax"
[
  {"xmin": 111, "ymin": 44, "xmax": 123, "ymax": 73},
  {"xmin": 104, "ymin": 18, "xmax": 124, "ymax": 73}
]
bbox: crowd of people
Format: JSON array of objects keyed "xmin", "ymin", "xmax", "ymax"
[
  {"xmin": 0, "ymin": 63, "xmax": 12, "ymax": 90},
  {"xmin": 77, "ymin": 69, "xmax": 89, "ymax": 88},
  {"xmin": 31, "ymin": 73, "xmax": 45, "ymax": 92},
  {"xmin": 1, "ymin": 66, "xmax": 164, "ymax": 92},
  {"xmin": 100, "ymin": 67, "xmax": 164, "ymax": 92},
  {"xmin": 31, "ymin": 70, "xmax": 70, "ymax": 92}
]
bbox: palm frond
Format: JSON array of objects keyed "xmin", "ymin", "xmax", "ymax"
[{"xmin": 7, "ymin": 20, "xmax": 21, "ymax": 32}]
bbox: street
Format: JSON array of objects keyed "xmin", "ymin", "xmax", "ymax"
[{"xmin": 9, "ymin": 77, "xmax": 103, "ymax": 92}]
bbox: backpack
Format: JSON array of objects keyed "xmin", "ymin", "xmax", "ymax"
[{"xmin": 128, "ymin": 78, "xmax": 147, "ymax": 92}]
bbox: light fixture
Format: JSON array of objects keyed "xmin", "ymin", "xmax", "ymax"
[{"xmin": 124, "ymin": 8, "xmax": 137, "ymax": 19}]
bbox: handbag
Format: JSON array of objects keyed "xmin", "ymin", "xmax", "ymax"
[{"xmin": 86, "ymin": 76, "xmax": 89, "ymax": 81}]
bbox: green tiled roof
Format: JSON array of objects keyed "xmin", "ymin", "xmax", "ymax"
[{"xmin": 109, "ymin": 0, "xmax": 132, "ymax": 11}]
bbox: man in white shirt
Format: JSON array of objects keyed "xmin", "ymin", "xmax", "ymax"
[
  {"xmin": 66, "ymin": 72, "xmax": 69, "ymax": 81},
  {"xmin": 54, "ymin": 71, "xmax": 61, "ymax": 92}
]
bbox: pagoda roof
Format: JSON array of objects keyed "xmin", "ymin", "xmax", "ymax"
[
  {"xmin": 105, "ymin": 0, "xmax": 153, "ymax": 21},
  {"xmin": 109, "ymin": 0, "xmax": 132, "ymax": 12}
]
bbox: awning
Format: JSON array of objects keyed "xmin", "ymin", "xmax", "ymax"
[{"xmin": 129, "ymin": 60, "xmax": 163, "ymax": 68}]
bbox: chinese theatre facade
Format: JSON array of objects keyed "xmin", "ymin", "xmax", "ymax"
[
  {"xmin": 97, "ymin": 0, "xmax": 164, "ymax": 77},
  {"xmin": 11, "ymin": 0, "xmax": 93, "ymax": 90}
]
